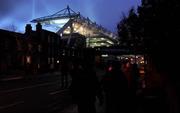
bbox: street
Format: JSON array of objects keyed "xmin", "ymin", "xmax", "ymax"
[
  {"xmin": 0, "ymin": 73, "xmax": 72, "ymax": 113},
  {"xmin": 0, "ymin": 68, "xmax": 171, "ymax": 113}
]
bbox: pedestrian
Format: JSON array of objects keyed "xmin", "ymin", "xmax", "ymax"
[
  {"xmin": 70, "ymin": 57, "xmax": 103, "ymax": 113},
  {"xmin": 61, "ymin": 58, "xmax": 69, "ymax": 88},
  {"xmin": 102, "ymin": 60, "xmax": 128, "ymax": 113}
]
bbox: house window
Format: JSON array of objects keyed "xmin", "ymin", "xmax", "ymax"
[
  {"xmin": 52, "ymin": 58, "xmax": 54, "ymax": 64},
  {"xmin": 48, "ymin": 57, "xmax": 51, "ymax": 64},
  {"xmin": 26, "ymin": 56, "xmax": 31, "ymax": 64},
  {"xmin": 38, "ymin": 64, "xmax": 40, "ymax": 69},
  {"xmin": 38, "ymin": 45, "xmax": 41, "ymax": 52}
]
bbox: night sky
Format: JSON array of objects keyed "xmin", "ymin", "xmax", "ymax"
[{"xmin": 0, "ymin": 0, "xmax": 140, "ymax": 33}]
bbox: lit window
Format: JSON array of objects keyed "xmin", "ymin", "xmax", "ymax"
[
  {"xmin": 101, "ymin": 54, "xmax": 108, "ymax": 57},
  {"xmin": 26, "ymin": 56, "xmax": 31, "ymax": 64},
  {"xmin": 107, "ymin": 40, "xmax": 114, "ymax": 45},
  {"xmin": 108, "ymin": 66, "xmax": 113, "ymax": 72},
  {"xmin": 101, "ymin": 43, "xmax": 104, "ymax": 45},
  {"xmin": 53, "ymin": 18, "xmax": 69, "ymax": 24},
  {"xmin": 63, "ymin": 30, "xmax": 70, "ymax": 34},
  {"xmin": 60, "ymin": 33, "xmax": 63, "ymax": 37}
]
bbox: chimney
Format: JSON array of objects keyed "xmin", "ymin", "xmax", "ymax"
[
  {"xmin": 36, "ymin": 23, "xmax": 42, "ymax": 31},
  {"xmin": 25, "ymin": 24, "xmax": 32, "ymax": 34}
]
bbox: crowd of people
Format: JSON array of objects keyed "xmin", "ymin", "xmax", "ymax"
[{"xmin": 60, "ymin": 54, "xmax": 142, "ymax": 113}]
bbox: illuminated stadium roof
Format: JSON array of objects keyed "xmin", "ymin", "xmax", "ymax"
[{"xmin": 31, "ymin": 6, "xmax": 118, "ymax": 47}]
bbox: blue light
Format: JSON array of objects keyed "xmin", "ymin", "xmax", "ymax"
[
  {"xmin": 0, "ymin": 0, "xmax": 140, "ymax": 32},
  {"xmin": 32, "ymin": 0, "xmax": 35, "ymax": 19}
]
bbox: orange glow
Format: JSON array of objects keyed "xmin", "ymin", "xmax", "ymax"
[{"xmin": 140, "ymin": 70, "xmax": 145, "ymax": 74}]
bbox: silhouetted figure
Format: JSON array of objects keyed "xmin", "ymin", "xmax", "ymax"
[
  {"xmin": 130, "ymin": 63, "xmax": 140, "ymax": 92},
  {"xmin": 102, "ymin": 60, "xmax": 128, "ymax": 113},
  {"xmin": 128, "ymin": 63, "xmax": 140, "ymax": 112},
  {"xmin": 70, "ymin": 58, "xmax": 84, "ymax": 103},
  {"xmin": 70, "ymin": 58, "xmax": 103, "ymax": 113},
  {"xmin": 61, "ymin": 59, "xmax": 68, "ymax": 88}
]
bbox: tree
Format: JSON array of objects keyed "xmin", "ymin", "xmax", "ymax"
[
  {"xmin": 117, "ymin": 8, "xmax": 143, "ymax": 52},
  {"xmin": 118, "ymin": 0, "xmax": 180, "ymax": 54},
  {"xmin": 117, "ymin": 13, "xmax": 129, "ymax": 46},
  {"xmin": 10, "ymin": 24, "xmax": 17, "ymax": 32},
  {"xmin": 5, "ymin": 24, "xmax": 18, "ymax": 32},
  {"xmin": 117, "ymin": 0, "xmax": 180, "ymax": 73}
]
